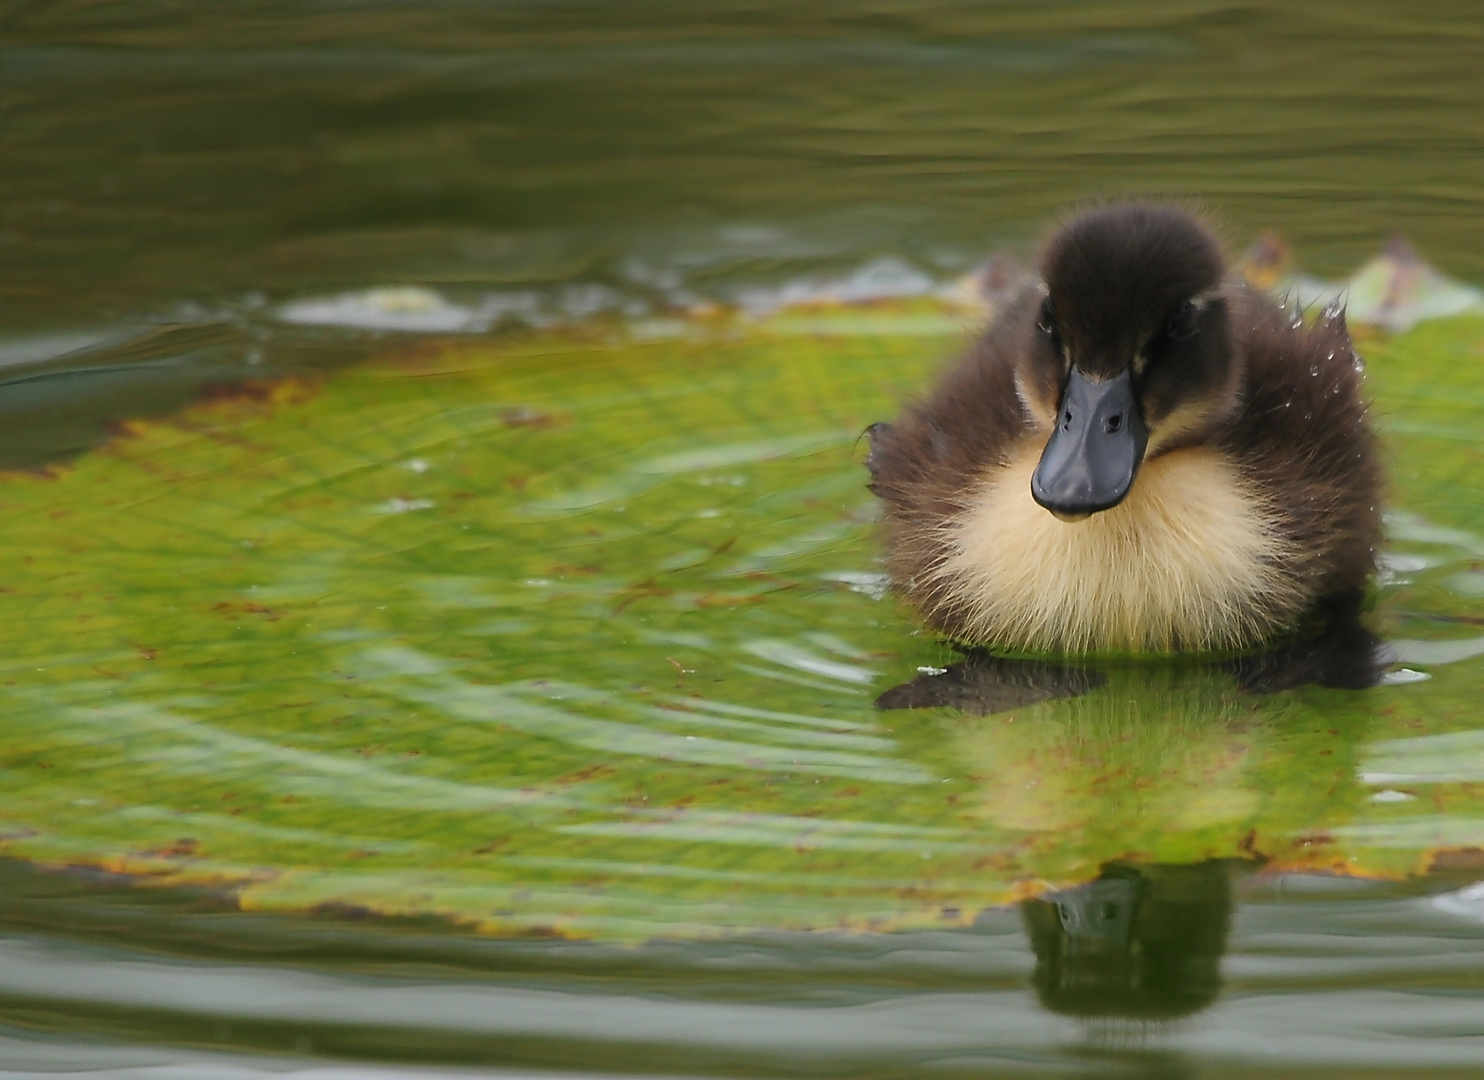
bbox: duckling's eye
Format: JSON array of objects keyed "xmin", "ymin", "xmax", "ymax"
[
  {"xmin": 1037, "ymin": 296, "xmax": 1056, "ymax": 336},
  {"xmin": 1167, "ymin": 300, "xmax": 1200, "ymax": 340}
]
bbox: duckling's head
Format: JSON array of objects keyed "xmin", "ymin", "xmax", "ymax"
[{"xmin": 1018, "ymin": 204, "xmax": 1239, "ymax": 521}]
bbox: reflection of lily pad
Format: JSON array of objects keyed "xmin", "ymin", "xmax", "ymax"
[{"xmin": 1, "ymin": 309, "xmax": 1483, "ymax": 939}]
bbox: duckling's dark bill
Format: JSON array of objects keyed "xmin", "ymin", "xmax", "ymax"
[{"xmin": 1030, "ymin": 367, "xmax": 1148, "ymax": 519}]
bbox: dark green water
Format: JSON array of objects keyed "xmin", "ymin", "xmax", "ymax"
[
  {"xmin": 2, "ymin": 3, "xmax": 1484, "ymax": 1077},
  {"xmin": 5, "ymin": 1, "xmax": 1483, "ymax": 336}
]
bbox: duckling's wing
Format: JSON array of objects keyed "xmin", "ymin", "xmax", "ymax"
[{"xmin": 1222, "ymin": 291, "xmax": 1384, "ymax": 603}]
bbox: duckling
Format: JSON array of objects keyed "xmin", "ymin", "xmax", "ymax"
[{"xmin": 866, "ymin": 203, "xmax": 1382, "ymax": 654}]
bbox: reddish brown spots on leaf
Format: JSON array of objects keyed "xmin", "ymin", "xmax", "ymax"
[
  {"xmin": 211, "ymin": 601, "xmax": 281, "ymax": 621},
  {"xmin": 198, "ymin": 381, "xmax": 279, "ymax": 407},
  {"xmin": 740, "ymin": 570, "xmax": 788, "ymax": 584},
  {"xmin": 312, "ymin": 901, "xmax": 375, "ymax": 921},
  {"xmin": 971, "ymin": 853, "xmax": 1019, "ymax": 872},
  {"xmin": 149, "ymin": 838, "xmax": 199, "ymax": 858},
  {"xmin": 613, "ymin": 579, "xmax": 669, "ymax": 614},
  {"xmin": 1429, "ymin": 848, "xmax": 1484, "ymax": 873},
  {"xmin": 665, "ymin": 656, "xmax": 695, "ymax": 686},
  {"xmin": 196, "ymin": 379, "xmax": 319, "ymax": 413},
  {"xmin": 555, "ymin": 764, "xmax": 617, "ymax": 784},
  {"xmin": 551, "ymin": 563, "xmax": 604, "ymax": 575},
  {"xmin": 694, "ymin": 592, "xmax": 764, "ymax": 609}
]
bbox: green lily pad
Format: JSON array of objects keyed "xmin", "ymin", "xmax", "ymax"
[{"xmin": 1, "ymin": 308, "xmax": 1483, "ymax": 940}]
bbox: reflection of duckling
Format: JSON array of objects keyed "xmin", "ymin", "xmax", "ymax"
[
  {"xmin": 1022, "ymin": 861, "xmax": 1233, "ymax": 1021},
  {"xmin": 867, "ymin": 204, "xmax": 1382, "ymax": 653},
  {"xmin": 876, "ymin": 601, "xmax": 1387, "ymax": 714}
]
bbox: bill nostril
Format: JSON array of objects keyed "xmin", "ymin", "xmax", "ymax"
[
  {"xmin": 1105, "ymin": 414, "xmax": 1123, "ymax": 434},
  {"xmin": 1062, "ymin": 409, "xmax": 1073, "ymax": 431}
]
